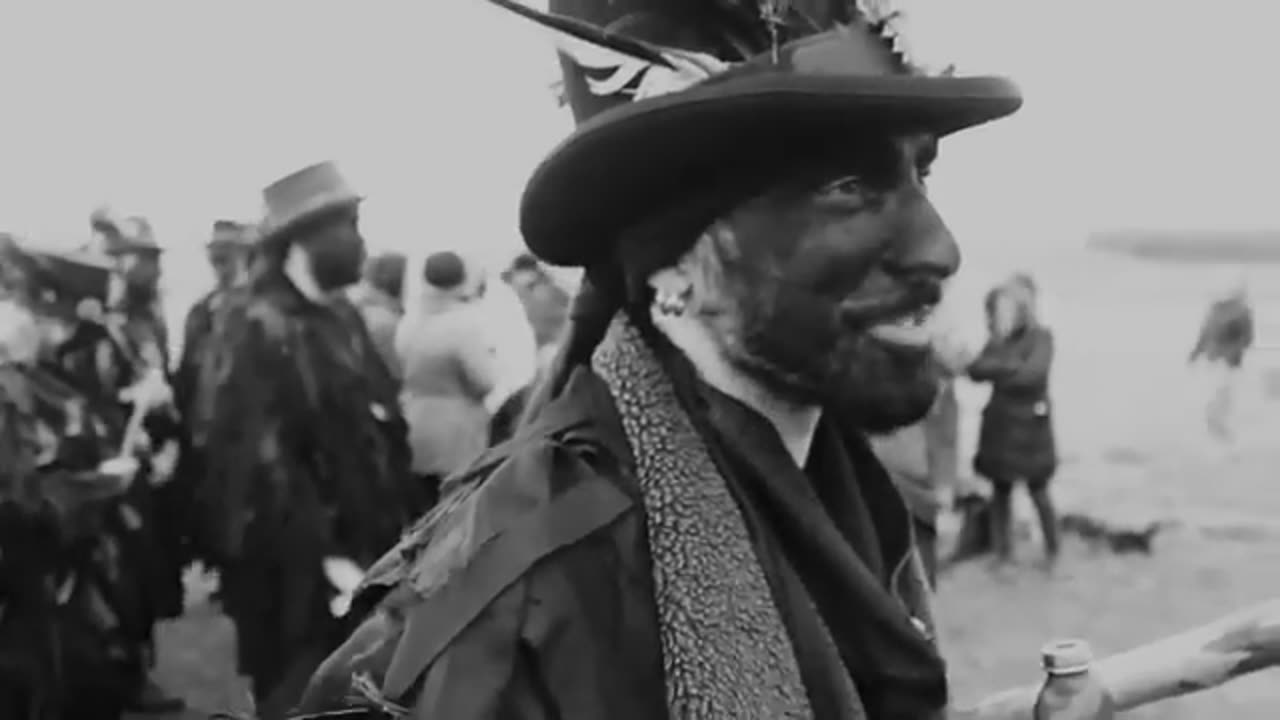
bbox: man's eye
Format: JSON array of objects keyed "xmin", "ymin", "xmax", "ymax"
[{"xmin": 818, "ymin": 175, "xmax": 866, "ymax": 199}]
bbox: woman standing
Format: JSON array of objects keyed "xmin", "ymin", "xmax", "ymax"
[{"xmin": 969, "ymin": 276, "xmax": 1060, "ymax": 567}]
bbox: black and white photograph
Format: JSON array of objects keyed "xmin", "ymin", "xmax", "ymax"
[{"xmin": 0, "ymin": 1, "xmax": 1277, "ymax": 718}]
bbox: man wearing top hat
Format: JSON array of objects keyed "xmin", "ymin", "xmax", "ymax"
[
  {"xmin": 192, "ymin": 162, "xmax": 415, "ymax": 717},
  {"xmin": 297, "ymin": 1, "xmax": 1021, "ymax": 718}
]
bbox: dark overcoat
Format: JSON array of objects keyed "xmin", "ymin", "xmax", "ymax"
[
  {"xmin": 968, "ymin": 325, "xmax": 1057, "ymax": 487},
  {"xmin": 294, "ymin": 369, "xmax": 937, "ymax": 719}
]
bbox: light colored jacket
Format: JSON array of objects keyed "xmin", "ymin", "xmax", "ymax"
[
  {"xmin": 396, "ymin": 295, "xmax": 498, "ymax": 477},
  {"xmin": 349, "ymin": 283, "xmax": 403, "ymax": 379},
  {"xmin": 479, "ymin": 281, "xmax": 539, "ymax": 413}
]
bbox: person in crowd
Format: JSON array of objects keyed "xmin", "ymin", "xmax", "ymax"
[
  {"xmin": 349, "ymin": 251, "xmax": 408, "ymax": 379},
  {"xmin": 478, "ymin": 259, "xmax": 541, "ymax": 425},
  {"xmin": 296, "ymin": 0, "xmax": 1022, "ymax": 717},
  {"xmin": 395, "ymin": 250, "xmax": 498, "ymax": 507},
  {"xmin": 172, "ymin": 221, "xmax": 257, "ymax": 572},
  {"xmin": 97, "ymin": 215, "xmax": 189, "ymax": 715},
  {"xmin": 1, "ymin": 288, "xmax": 112, "ymax": 720},
  {"xmin": 488, "ymin": 253, "xmax": 571, "ymax": 444},
  {"xmin": 191, "ymin": 162, "xmax": 415, "ymax": 718},
  {"xmin": 969, "ymin": 276, "xmax": 1060, "ymax": 569},
  {"xmin": 174, "ymin": 220, "xmax": 255, "ymax": 419},
  {"xmin": 2, "ymin": 231, "xmax": 180, "ymax": 719},
  {"xmin": 1188, "ymin": 277, "xmax": 1255, "ymax": 442},
  {"xmin": 504, "ymin": 251, "xmax": 571, "ymax": 356}
]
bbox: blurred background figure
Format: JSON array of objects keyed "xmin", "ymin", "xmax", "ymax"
[
  {"xmin": 968, "ymin": 275, "xmax": 1060, "ymax": 569},
  {"xmin": 478, "ymin": 257, "xmax": 539, "ymax": 426},
  {"xmin": 191, "ymin": 162, "xmax": 415, "ymax": 717},
  {"xmin": 489, "ymin": 252, "xmax": 572, "ymax": 443},
  {"xmin": 503, "ymin": 252, "xmax": 570, "ymax": 370},
  {"xmin": 0, "ymin": 285, "xmax": 44, "ymax": 368},
  {"xmin": 99, "ymin": 213, "xmax": 190, "ymax": 715},
  {"xmin": 396, "ymin": 250, "xmax": 498, "ymax": 508},
  {"xmin": 1188, "ymin": 276, "xmax": 1255, "ymax": 443},
  {"xmin": 175, "ymin": 220, "xmax": 256, "ymax": 422},
  {"xmin": 348, "ymin": 251, "xmax": 407, "ymax": 380}
]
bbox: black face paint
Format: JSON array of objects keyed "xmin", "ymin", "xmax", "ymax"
[
  {"xmin": 302, "ymin": 214, "xmax": 366, "ymax": 291},
  {"xmin": 711, "ymin": 133, "xmax": 957, "ymax": 433}
]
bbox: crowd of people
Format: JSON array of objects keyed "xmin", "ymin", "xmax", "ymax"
[
  {"xmin": 0, "ymin": 166, "xmax": 572, "ymax": 719},
  {"xmin": 2, "ymin": 0, "xmax": 1267, "ymax": 718},
  {"xmin": 1, "ymin": 214, "xmax": 188, "ymax": 719}
]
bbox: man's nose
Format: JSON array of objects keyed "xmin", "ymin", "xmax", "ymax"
[{"xmin": 879, "ymin": 192, "xmax": 960, "ymax": 284}]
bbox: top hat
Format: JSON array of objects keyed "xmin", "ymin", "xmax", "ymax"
[
  {"xmin": 259, "ymin": 161, "xmax": 363, "ymax": 241},
  {"xmin": 493, "ymin": 0, "xmax": 1023, "ymax": 267}
]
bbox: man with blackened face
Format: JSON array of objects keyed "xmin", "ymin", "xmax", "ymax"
[
  {"xmin": 681, "ymin": 134, "xmax": 950, "ymax": 435},
  {"xmin": 287, "ymin": 207, "xmax": 367, "ymax": 292},
  {"xmin": 297, "ymin": 3, "xmax": 1021, "ymax": 720},
  {"xmin": 190, "ymin": 162, "xmax": 416, "ymax": 717}
]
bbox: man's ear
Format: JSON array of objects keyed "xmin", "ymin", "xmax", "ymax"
[{"xmin": 647, "ymin": 264, "xmax": 692, "ymax": 301}]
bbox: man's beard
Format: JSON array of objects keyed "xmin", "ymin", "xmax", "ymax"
[
  {"xmin": 723, "ymin": 283, "xmax": 942, "ymax": 433},
  {"xmin": 306, "ymin": 236, "xmax": 365, "ymax": 291}
]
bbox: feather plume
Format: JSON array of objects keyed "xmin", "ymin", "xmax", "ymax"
[
  {"xmin": 486, "ymin": 0, "xmax": 935, "ymax": 105},
  {"xmin": 486, "ymin": 0, "xmax": 730, "ymax": 100},
  {"xmin": 485, "ymin": 0, "xmax": 675, "ymax": 68}
]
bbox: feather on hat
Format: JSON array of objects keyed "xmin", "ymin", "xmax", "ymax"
[{"xmin": 488, "ymin": 0, "xmax": 1022, "ymax": 267}]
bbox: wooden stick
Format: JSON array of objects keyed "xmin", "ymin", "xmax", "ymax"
[
  {"xmin": 1095, "ymin": 597, "xmax": 1280, "ymax": 707},
  {"xmin": 951, "ymin": 598, "xmax": 1280, "ymax": 719}
]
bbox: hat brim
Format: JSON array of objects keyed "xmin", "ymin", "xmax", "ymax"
[{"xmin": 521, "ymin": 73, "xmax": 1022, "ymax": 267}]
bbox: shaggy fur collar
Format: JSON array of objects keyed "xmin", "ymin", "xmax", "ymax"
[{"xmin": 592, "ymin": 316, "xmax": 866, "ymax": 719}]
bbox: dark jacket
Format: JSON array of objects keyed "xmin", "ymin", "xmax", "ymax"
[
  {"xmin": 175, "ymin": 287, "xmax": 234, "ymax": 420},
  {"xmin": 969, "ymin": 325, "xmax": 1057, "ymax": 485},
  {"xmin": 195, "ymin": 273, "xmax": 416, "ymax": 713},
  {"xmin": 295, "ymin": 369, "xmax": 936, "ymax": 719}
]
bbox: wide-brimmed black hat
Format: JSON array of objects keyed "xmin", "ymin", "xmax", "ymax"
[{"xmin": 494, "ymin": 0, "xmax": 1022, "ymax": 267}]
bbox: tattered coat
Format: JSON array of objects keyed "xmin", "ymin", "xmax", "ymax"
[{"xmin": 296, "ymin": 338, "xmax": 939, "ymax": 720}]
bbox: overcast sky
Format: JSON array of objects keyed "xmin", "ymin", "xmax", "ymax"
[{"xmin": 1, "ymin": 0, "xmax": 1276, "ymax": 266}]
